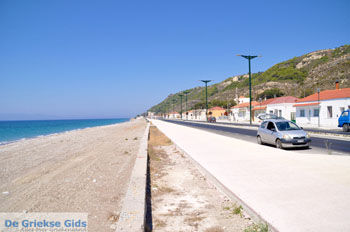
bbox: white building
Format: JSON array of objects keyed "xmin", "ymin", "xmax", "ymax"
[
  {"xmin": 231, "ymin": 101, "xmax": 259, "ymax": 122},
  {"xmin": 191, "ymin": 109, "xmax": 206, "ymax": 121},
  {"xmin": 265, "ymin": 96, "xmax": 298, "ymax": 121},
  {"xmin": 235, "ymin": 96, "xmax": 250, "ymax": 104},
  {"xmin": 294, "ymin": 88, "xmax": 350, "ymax": 128},
  {"xmin": 168, "ymin": 111, "xmax": 180, "ymax": 119}
]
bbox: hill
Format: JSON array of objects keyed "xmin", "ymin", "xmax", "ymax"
[{"xmin": 148, "ymin": 45, "xmax": 350, "ymax": 114}]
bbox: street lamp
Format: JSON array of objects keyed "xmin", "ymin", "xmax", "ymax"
[
  {"xmin": 184, "ymin": 90, "xmax": 190, "ymax": 120},
  {"xmin": 237, "ymin": 54, "xmax": 260, "ymax": 125},
  {"xmin": 200, "ymin": 80, "xmax": 212, "ymax": 121},
  {"xmin": 179, "ymin": 94, "xmax": 183, "ymax": 119},
  {"xmin": 172, "ymin": 99, "xmax": 176, "ymax": 115},
  {"xmin": 317, "ymin": 88, "xmax": 320, "ymax": 127}
]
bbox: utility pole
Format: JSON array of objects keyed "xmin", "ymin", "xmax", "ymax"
[
  {"xmin": 179, "ymin": 94, "xmax": 183, "ymax": 119},
  {"xmin": 184, "ymin": 90, "xmax": 190, "ymax": 120},
  {"xmin": 200, "ymin": 80, "xmax": 212, "ymax": 121},
  {"xmin": 237, "ymin": 55, "xmax": 260, "ymax": 125}
]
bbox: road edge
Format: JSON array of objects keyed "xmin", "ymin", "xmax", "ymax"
[{"xmin": 115, "ymin": 122, "xmax": 150, "ymax": 232}]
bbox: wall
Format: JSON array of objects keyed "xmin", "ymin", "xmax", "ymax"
[{"xmin": 266, "ymin": 103, "xmax": 296, "ymax": 121}]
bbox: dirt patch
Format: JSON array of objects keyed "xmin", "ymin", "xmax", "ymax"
[{"xmin": 148, "ymin": 125, "xmax": 252, "ymax": 231}]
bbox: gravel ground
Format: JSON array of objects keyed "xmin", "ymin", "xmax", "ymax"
[
  {"xmin": 148, "ymin": 125, "xmax": 252, "ymax": 232},
  {"xmin": 0, "ymin": 118, "xmax": 147, "ymax": 232}
]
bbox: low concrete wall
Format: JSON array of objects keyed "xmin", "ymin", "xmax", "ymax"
[{"xmin": 115, "ymin": 123, "xmax": 150, "ymax": 232}]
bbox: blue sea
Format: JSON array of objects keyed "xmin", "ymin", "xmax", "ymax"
[{"xmin": 0, "ymin": 118, "xmax": 129, "ymax": 145}]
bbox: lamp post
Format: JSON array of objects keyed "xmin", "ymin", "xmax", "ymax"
[
  {"xmin": 184, "ymin": 90, "xmax": 190, "ymax": 120},
  {"xmin": 179, "ymin": 94, "xmax": 183, "ymax": 119},
  {"xmin": 317, "ymin": 88, "xmax": 320, "ymax": 127},
  {"xmin": 200, "ymin": 80, "xmax": 212, "ymax": 121},
  {"xmin": 237, "ymin": 55, "xmax": 260, "ymax": 125},
  {"xmin": 172, "ymin": 99, "xmax": 176, "ymax": 117}
]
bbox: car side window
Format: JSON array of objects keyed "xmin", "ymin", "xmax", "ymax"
[
  {"xmin": 267, "ymin": 122, "xmax": 276, "ymax": 131},
  {"xmin": 342, "ymin": 111, "xmax": 349, "ymax": 117},
  {"xmin": 260, "ymin": 121, "xmax": 267, "ymax": 128}
]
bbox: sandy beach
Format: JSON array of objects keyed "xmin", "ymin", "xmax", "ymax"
[{"xmin": 0, "ymin": 118, "xmax": 147, "ymax": 231}]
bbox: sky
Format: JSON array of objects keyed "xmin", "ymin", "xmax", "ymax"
[{"xmin": 0, "ymin": 0, "xmax": 349, "ymax": 120}]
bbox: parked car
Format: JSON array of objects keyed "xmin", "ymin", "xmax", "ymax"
[
  {"xmin": 257, "ymin": 119, "xmax": 311, "ymax": 149},
  {"xmin": 257, "ymin": 113, "xmax": 285, "ymax": 121},
  {"xmin": 338, "ymin": 109, "xmax": 350, "ymax": 132},
  {"xmin": 208, "ymin": 116, "xmax": 216, "ymax": 123}
]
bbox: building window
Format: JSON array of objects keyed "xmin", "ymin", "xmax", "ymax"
[
  {"xmin": 314, "ymin": 109, "xmax": 319, "ymax": 117},
  {"xmin": 300, "ymin": 109, "xmax": 305, "ymax": 117},
  {"xmin": 340, "ymin": 107, "xmax": 345, "ymax": 113},
  {"xmin": 327, "ymin": 106, "xmax": 333, "ymax": 118},
  {"xmin": 278, "ymin": 110, "xmax": 282, "ymax": 117}
]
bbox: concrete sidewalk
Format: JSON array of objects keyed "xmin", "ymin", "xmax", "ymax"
[{"xmin": 151, "ymin": 119, "xmax": 350, "ymax": 232}]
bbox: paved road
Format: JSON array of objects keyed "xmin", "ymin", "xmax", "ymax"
[
  {"xmin": 151, "ymin": 119, "xmax": 350, "ymax": 232},
  {"xmin": 211, "ymin": 121, "xmax": 350, "ymax": 135},
  {"xmin": 162, "ymin": 119, "xmax": 350, "ymax": 155}
]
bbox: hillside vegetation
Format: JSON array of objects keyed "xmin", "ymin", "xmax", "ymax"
[{"xmin": 149, "ymin": 45, "xmax": 350, "ymax": 113}]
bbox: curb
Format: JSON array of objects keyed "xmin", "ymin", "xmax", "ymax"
[
  {"xmin": 153, "ymin": 121, "xmax": 278, "ymax": 232},
  {"xmin": 115, "ymin": 122, "xmax": 150, "ymax": 232}
]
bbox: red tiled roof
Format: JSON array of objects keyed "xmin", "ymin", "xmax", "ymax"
[
  {"xmin": 268, "ymin": 96, "xmax": 298, "ymax": 104},
  {"xmin": 209, "ymin": 106, "xmax": 225, "ymax": 111},
  {"xmin": 297, "ymin": 88, "xmax": 350, "ymax": 102},
  {"xmin": 169, "ymin": 111, "xmax": 179, "ymax": 114},
  {"xmin": 253, "ymin": 106, "xmax": 267, "ymax": 110},
  {"xmin": 232, "ymin": 101, "xmax": 259, "ymax": 109},
  {"xmin": 293, "ymin": 103, "xmax": 319, "ymax": 107}
]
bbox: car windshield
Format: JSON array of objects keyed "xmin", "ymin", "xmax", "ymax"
[{"xmin": 275, "ymin": 121, "xmax": 301, "ymax": 131}]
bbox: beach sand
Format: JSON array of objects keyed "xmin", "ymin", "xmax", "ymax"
[{"xmin": 0, "ymin": 118, "xmax": 147, "ymax": 232}]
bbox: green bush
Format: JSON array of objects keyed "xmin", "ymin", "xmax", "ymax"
[
  {"xmin": 257, "ymin": 88, "xmax": 284, "ymax": 100},
  {"xmin": 244, "ymin": 223, "xmax": 269, "ymax": 232}
]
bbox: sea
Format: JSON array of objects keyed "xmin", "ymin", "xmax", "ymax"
[{"xmin": 0, "ymin": 118, "xmax": 129, "ymax": 145}]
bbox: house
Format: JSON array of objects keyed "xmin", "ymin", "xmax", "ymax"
[
  {"xmin": 208, "ymin": 106, "xmax": 226, "ymax": 118},
  {"xmin": 231, "ymin": 101, "xmax": 259, "ymax": 122},
  {"xmin": 294, "ymin": 87, "xmax": 350, "ymax": 128},
  {"xmin": 235, "ymin": 96, "xmax": 250, "ymax": 104},
  {"xmin": 265, "ymin": 96, "xmax": 298, "ymax": 121},
  {"xmin": 147, "ymin": 111, "xmax": 155, "ymax": 118},
  {"xmin": 185, "ymin": 109, "xmax": 206, "ymax": 120},
  {"xmin": 252, "ymin": 98, "xmax": 275, "ymax": 120},
  {"xmin": 168, "ymin": 111, "xmax": 180, "ymax": 119}
]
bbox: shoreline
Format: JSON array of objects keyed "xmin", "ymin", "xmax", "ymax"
[{"xmin": 0, "ymin": 118, "xmax": 130, "ymax": 147}]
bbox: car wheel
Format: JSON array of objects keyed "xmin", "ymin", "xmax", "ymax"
[
  {"xmin": 257, "ymin": 136, "xmax": 263, "ymax": 145},
  {"xmin": 275, "ymin": 139, "xmax": 283, "ymax": 149},
  {"xmin": 343, "ymin": 124, "xmax": 349, "ymax": 132}
]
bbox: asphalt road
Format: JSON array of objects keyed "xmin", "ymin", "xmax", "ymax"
[{"xmin": 162, "ymin": 119, "xmax": 350, "ymax": 155}]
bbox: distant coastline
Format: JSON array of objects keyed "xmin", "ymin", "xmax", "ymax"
[{"xmin": 0, "ymin": 118, "xmax": 129, "ymax": 145}]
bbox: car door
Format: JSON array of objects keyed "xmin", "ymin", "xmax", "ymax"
[
  {"xmin": 339, "ymin": 111, "xmax": 348, "ymax": 126},
  {"xmin": 265, "ymin": 121, "xmax": 277, "ymax": 144},
  {"xmin": 258, "ymin": 121, "xmax": 268, "ymax": 143}
]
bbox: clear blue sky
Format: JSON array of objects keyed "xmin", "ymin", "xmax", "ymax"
[{"xmin": 1, "ymin": 0, "xmax": 349, "ymax": 119}]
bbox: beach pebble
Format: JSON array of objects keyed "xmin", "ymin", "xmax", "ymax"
[
  {"xmin": 2, "ymin": 191, "xmax": 9, "ymax": 195},
  {"xmin": 92, "ymin": 179, "xmax": 97, "ymax": 183}
]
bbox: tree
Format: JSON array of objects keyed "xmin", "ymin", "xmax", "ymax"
[{"xmin": 257, "ymin": 88, "xmax": 284, "ymax": 100}]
